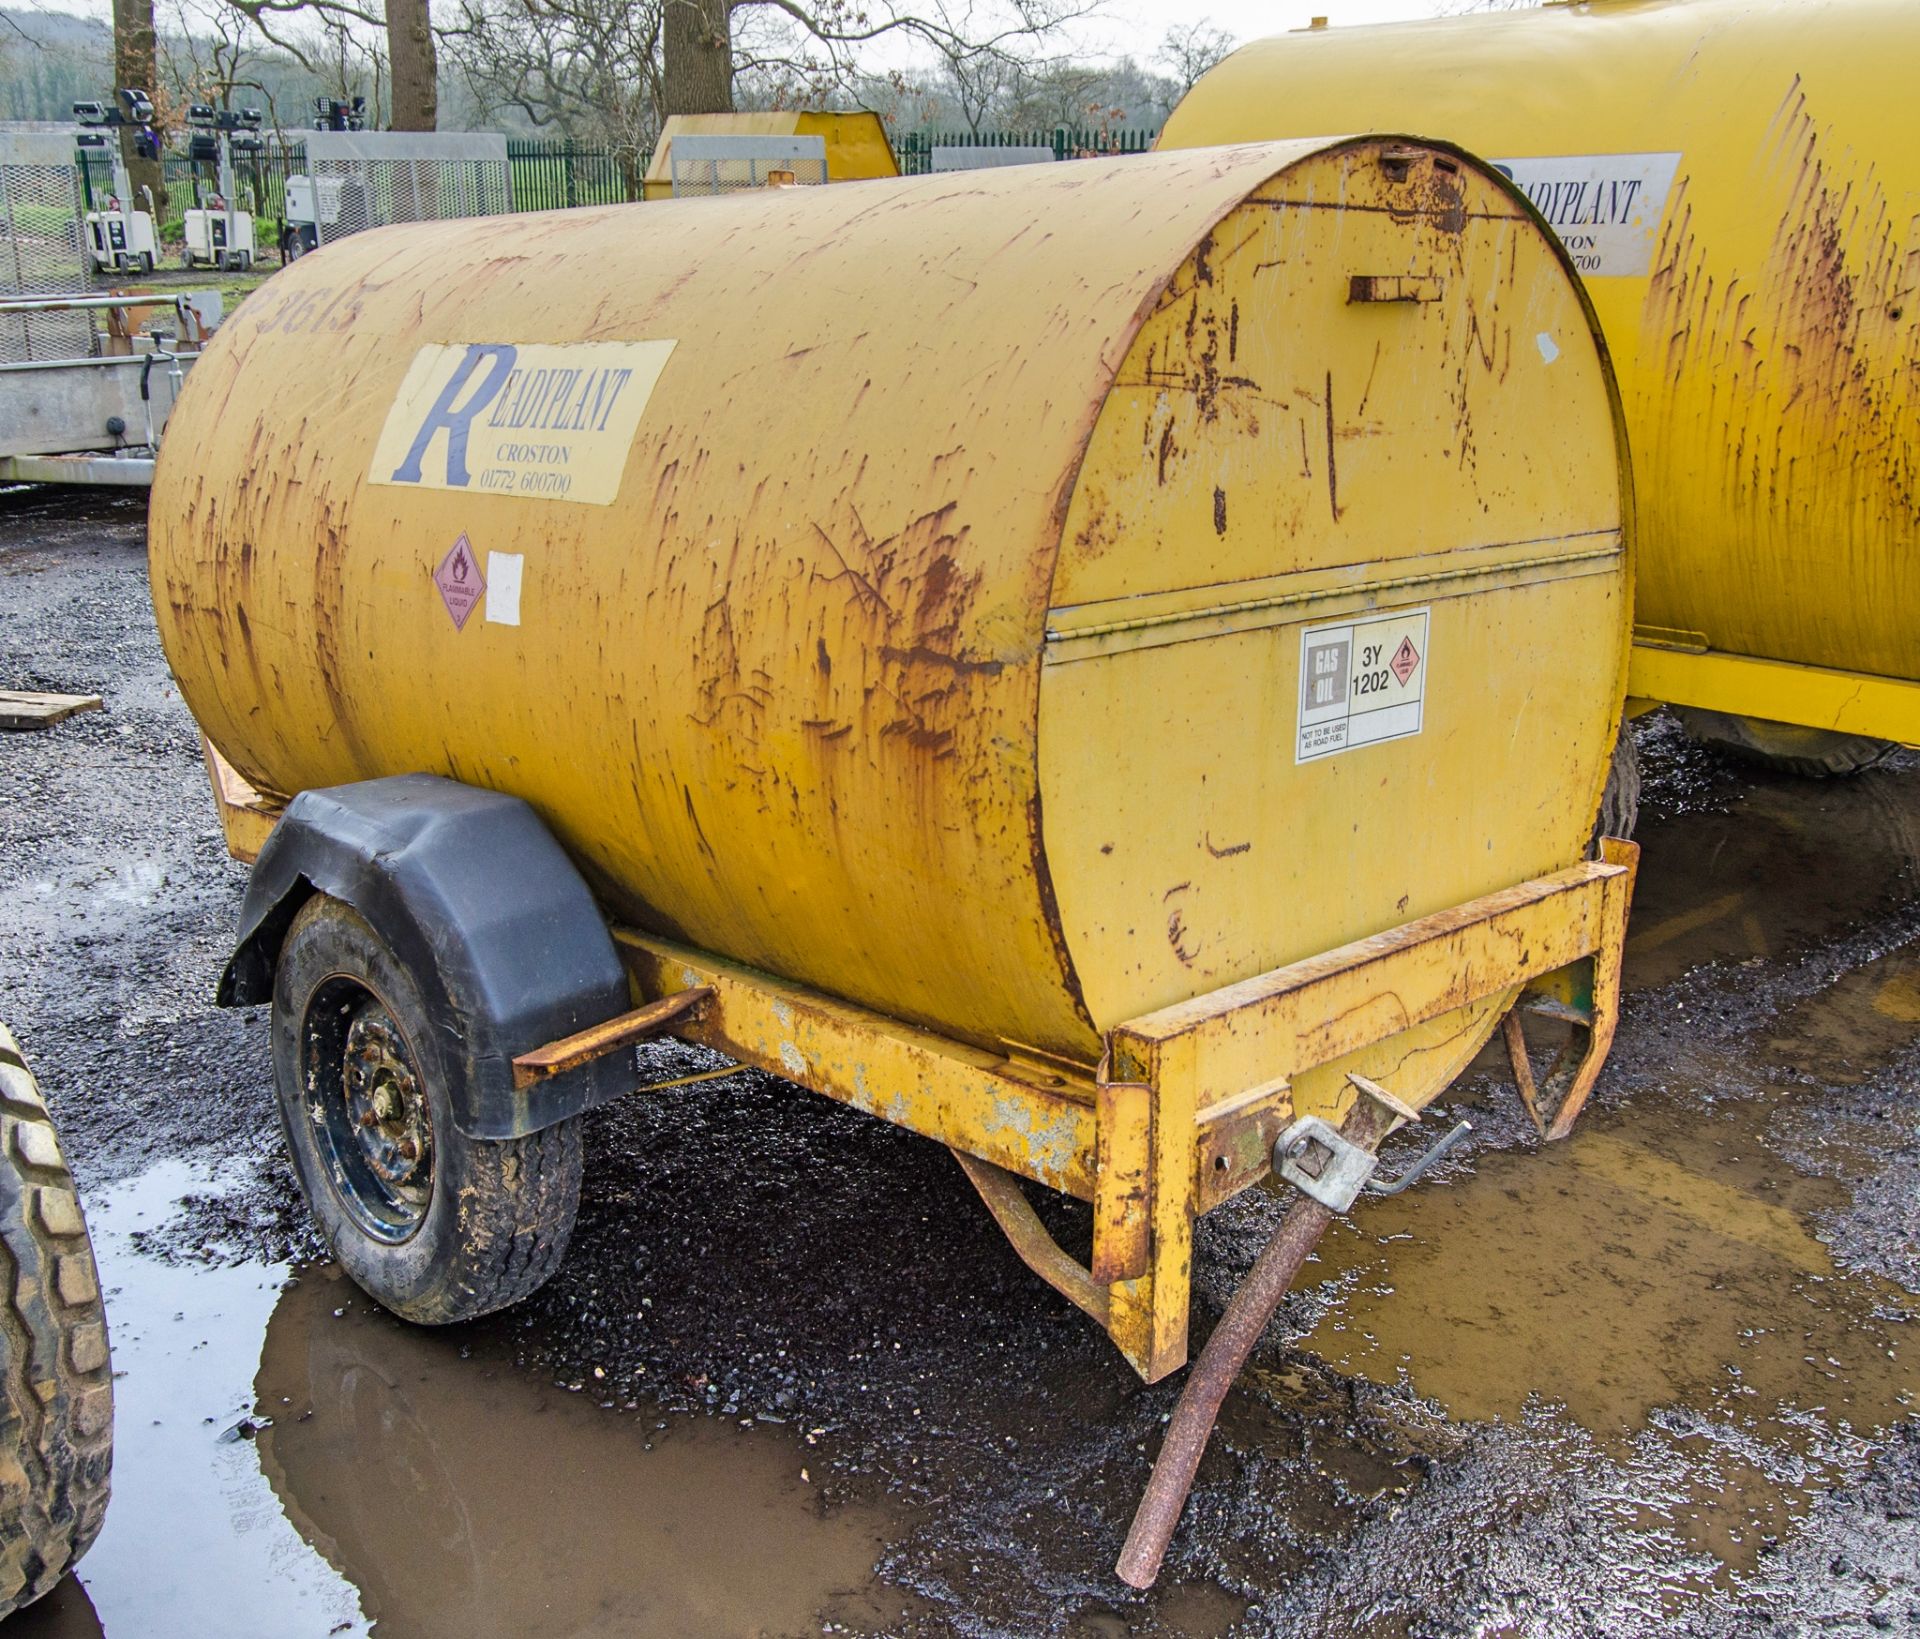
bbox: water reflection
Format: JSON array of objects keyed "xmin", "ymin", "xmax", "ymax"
[
  {"xmin": 254, "ymin": 1263, "xmax": 902, "ymax": 1639},
  {"xmin": 51, "ymin": 1160, "xmax": 899, "ymax": 1638}
]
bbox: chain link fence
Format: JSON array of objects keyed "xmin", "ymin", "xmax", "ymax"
[{"xmin": 18, "ymin": 125, "xmax": 1159, "ymax": 300}]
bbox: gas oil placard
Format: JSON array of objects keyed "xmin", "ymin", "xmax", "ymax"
[
  {"xmin": 1490, "ymin": 152, "xmax": 1682, "ymax": 277},
  {"xmin": 1297, "ymin": 607, "xmax": 1429, "ymax": 764},
  {"xmin": 369, "ymin": 340, "xmax": 676, "ymax": 505}
]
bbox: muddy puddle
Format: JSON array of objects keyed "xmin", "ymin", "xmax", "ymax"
[
  {"xmin": 1300, "ymin": 1095, "xmax": 1910, "ymax": 1437},
  {"xmin": 1621, "ymin": 748, "xmax": 1920, "ymax": 988},
  {"xmin": 18, "ymin": 1158, "xmax": 905, "ymax": 1639},
  {"xmin": 1262, "ymin": 749, "xmax": 1920, "ymax": 1607}
]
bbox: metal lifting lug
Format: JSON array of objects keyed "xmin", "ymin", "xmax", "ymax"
[
  {"xmin": 1273, "ymin": 1115, "xmax": 1377, "ymax": 1212},
  {"xmin": 1273, "ymin": 1073, "xmax": 1474, "ymax": 1213}
]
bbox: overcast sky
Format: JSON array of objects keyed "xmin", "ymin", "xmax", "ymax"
[
  {"xmin": 41, "ymin": 0, "xmax": 1464, "ymax": 91},
  {"xmin": 845, "ymin": 0, "xmax": 1459, "ymax": 83},
  {"xmin": 1070, "ymin": 0, "xmax": 1453, "ymax": 67}
]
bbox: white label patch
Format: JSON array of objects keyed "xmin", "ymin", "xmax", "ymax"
[
  {"xmin": 485, "ymin": 551, "xmax": 523, "ymax": 625},
  {"xmin": 1490, "ymin": 152, "xmax": 1681, "ymax": 277},
  {"xmin": 369, "ymin": 339, "xmax": 675, "ymax": 506},
  {"xmin": 1297, "ymin": 607, "xmax": 1430, "ymax": 764}
]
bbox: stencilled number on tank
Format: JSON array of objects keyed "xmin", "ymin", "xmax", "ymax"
[{"xmin": 1297, "ymin": 608, "xmax": 1430, "ymax": 764}]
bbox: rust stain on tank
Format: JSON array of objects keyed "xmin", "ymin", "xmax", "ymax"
[{"xmin": 1640, "ymin": 79, "xmax": 1919, "ymax": 569}]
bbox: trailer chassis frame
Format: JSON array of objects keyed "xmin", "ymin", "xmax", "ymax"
[
  {"xmin": 206, "ymin": 743, "xmax": 1636, "ymax": 1382},
  {"xmin": 607, "ymin": 840, "xmax": 1637, "ymax": 1382}
]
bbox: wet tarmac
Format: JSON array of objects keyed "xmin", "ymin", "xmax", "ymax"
[{"xmin": 1, "ymin": 487, "xmax": 1916, "ymax": 1637}]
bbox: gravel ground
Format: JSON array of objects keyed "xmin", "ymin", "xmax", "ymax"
[{"xmin": 0, "ymin": 487, "xmax": 1914, "ymax": 1638}]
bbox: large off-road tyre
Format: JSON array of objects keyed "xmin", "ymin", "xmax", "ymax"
[
  {"xmin": 1675, "ymin": 707, "xmax": 1897, "ymax": 779},
  {"xmin": 0, "ymin": 1026, "xmax": 112, "ymax": 1618},
  {"xmin": 270, "ymin": 894, "xmax": 583, "ymax": 1325},
  {"xmin": 1595, "ymin": 727, "xmax": 1641, "ymax": 843}
]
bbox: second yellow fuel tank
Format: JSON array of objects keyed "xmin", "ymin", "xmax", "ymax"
[
  {"xmin": 1160, "ymin": 0, "xmax": 1920, "ymax": 733},
  {"xmin": 150, "ymin": 139, "xmax": 1629, "ymax": 1090}
]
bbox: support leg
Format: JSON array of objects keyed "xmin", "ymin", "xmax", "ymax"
[{"xmin": 1114, "ymin": 1091, "xmax": 1394, "ymax": 1588}]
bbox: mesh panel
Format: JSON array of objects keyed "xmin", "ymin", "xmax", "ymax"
[
  {"xmin": 930, "ymin": 146, "xmax": 1056, "ymax": 172},
  {"xmin": 669, "ymin": 136, "xmax": 828, "ymax": 197},
  {"xmin": 0, "ymin": 135, "xmax": 92, "ymax": 364},
  {"xmin": 306, "ymin": 132, "xmax": 513, "ymax": 246}
]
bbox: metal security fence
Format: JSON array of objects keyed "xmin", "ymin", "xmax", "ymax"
[
  {"xmin": 41, "ymin": 124, "xmax": 1162, "ymax": 271},
  {"xmin": 507, "ymin": 139, "xmax": 635, "ymax": 209},
  {"xmin": 0, "ymin": 133, "xmax": 91, "ymax": 362},
  {"xmin": 81, "ymin": 145, "xmax": 306, "ymax": 240},
  {"xmin": 306, "ymin": 131, "xmax": 512, "ymax": 245},
  {"xmin": 895, "ymin": 128, "xmax": 1158, "ymax": 176}
]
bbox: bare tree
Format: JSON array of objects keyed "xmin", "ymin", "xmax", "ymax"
[
  {"xmin": 1153, "ymin": 18, "xmax": 1230, "ymax": 109},
  {"xmin": 443, "ymin": 0, "xmax": 666, "ymax": 191},
  {"xmin": 448, "ymin": 0, "xmax": 1096, "ymax": 168},
  {"xmin": 163, "ymin": 0, "xmax": 270, "ymax": 108},
  {"xmin": 1004, "ymin": 58, "xmax": 1106, "ymax": 126},
  {"xmin": 207, "ymin": 0, "xmax": 397, "ymax": 125},
  {"xmin": 938, "ymin": 47, "xmax": 1022, "ymax": 132},
  {"xmin": 706, "ymin": 0, "xmax": 1099, "ymax": 122}
]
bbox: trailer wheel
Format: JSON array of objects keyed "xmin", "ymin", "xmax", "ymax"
[
  {"xmin": 137, "ymin": 252, "xmax": 153, "ymax": 275},
  {"xmin": 1674, "ymin": 707, "xmax": 1896, "ymax": 779},
  {"xmin": 0, "ymin": 1027, "xmax": 112, "ymax": 1619},
  {"xmin": 270, "ymin": 894, "xmax": 584, "ymax": 1325},
  {"xmin": 1595, "ymin": 727, "xmax": 1640, "ymax": 842}
]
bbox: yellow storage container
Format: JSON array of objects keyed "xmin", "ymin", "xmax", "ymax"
[
  {"xmin": 1160, "ymin": 0, "xmax": 1920, "ymax": 756},
  {"xmin": 641, "ymin": 110, "xmax": 898, "ymax": 199}
]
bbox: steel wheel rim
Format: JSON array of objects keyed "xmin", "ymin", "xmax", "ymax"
[{"xmin": 300, "ymin": 975, "xmax": 434, "ymax": 1244}]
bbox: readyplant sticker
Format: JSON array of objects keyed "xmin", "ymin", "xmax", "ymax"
[
  {"xmin": 370, "ymin": 339, "xmax": 676, "ymax": 506},
  {"xmin": 1490, "ymin": 152, "xmax": 1682, "ymax": 277}
]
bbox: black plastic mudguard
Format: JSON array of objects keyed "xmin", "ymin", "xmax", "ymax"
[{"xmin": 219, "ymin": 774, "xmax": 633, "ymax": 1140}]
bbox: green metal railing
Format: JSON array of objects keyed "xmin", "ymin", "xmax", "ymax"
[
  {"xmin": 892, "ymin": 127, "xmax": 1159, "ymax": 175},
  {"xmin": 506, "ymin": 139, "xmax": 637, "ymax": 208}
]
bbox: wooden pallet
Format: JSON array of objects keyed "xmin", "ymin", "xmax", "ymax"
[{"xmin": 0, "ymin": 691, "xmax": 103, "ymax": 731}]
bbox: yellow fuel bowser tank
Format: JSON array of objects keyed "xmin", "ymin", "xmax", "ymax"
[
  {"xmin": 152, "ymin": 140, "xmax": 1635, "ymax": 1419},
  {"xmin": 1159, "ymin": 0, "xmax": 1920, "ymax": 770}
]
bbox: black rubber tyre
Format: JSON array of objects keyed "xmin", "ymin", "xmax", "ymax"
[
  {"xmin": 271, "ymin": 894, "xmax": 583, "ymax": 1325},
  {"xmin": 0, "ymin": 1026, "xmax": 112, "ymax": 1618},
  {"xmin": 1595, "ymin": 726, "xmax": 1641, "ymax": 843},
  {"xmin": 1675, "ymin": 707, "xmax": 1896, "ymax": 779}
]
